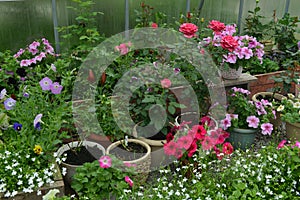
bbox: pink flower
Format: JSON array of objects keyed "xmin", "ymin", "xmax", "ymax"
[
  {"xmin": 221, "ymin": 117, "xmax": 231, "ymax": 130},
  {"xmin": 20, "ymin": 59, "xmax": 31, "ymax": 67},
  {"xmin": 164, "ymin": 140, "xmax": 177, "ymax": 156},
  {"xmin": 98, "ymin": 155, "xmax": 112, "ymax": 168},
  {"xmin": 115, "ymin": 43, "xmax": 130, "ymax": 55},
  {"xmin": 223, "ymin": 53, "xmax": 237, "ymax": 63},
  {"xmin": 293, "ymin": 141, "xmax": 300, "ymax": 148},
  {"xmin": 220, "ymin": 35, "xmax": 239, "ymax": 52},
  {"xmin": 246, "ymin": 116, "xmax": 259, "ymax": 128},
  {"xmin": 277, "ymin": 140, "xmax": 287, "ymax": 149},
  {"xmin": 191, "ymin": 125, "xmax": 206, "ymax": 141},
  {"xmin": 261, "ymin": 123, "xmax": 273, "ymax": 135},
  {"xmin": 151, "ymin": 22, "xmax": 158, "ymax": 28},
  {"xmin": 166, "ymin": 132, "xmax": 174, "ymax": 143},
  {"xmin": 213, "ymin": 146, "xmax": 223, "ymax": 160},
  {"xmin": 160, "ymin": 78, "xmax": 171, "ymax": 88},
  {"xmin": 177, "ymin": 135, "xmax": 193, "ymax": 150},
  {"xmin": 187, "ymin": 140, "xmax": 197, "ymax": 157},
  {"xmin": 125, "ymin": 176, "xmax": 134, "ymax": 187},
  {"xmin": 201, "ymin": 137, "xmax": 215, "ymax": 151},
  {"xmin": 222, "ymin": 142, "xmax": 234, "ymax": 155},
  {"xmin": 29, "ymin": 41, "xmax": 40, "ymax": 49},
  {"xmin": 179, "ymin": 23, "xmax": 198, "ymax": 38},
  {"xmin": 208, "ymin": 20, "xmax": 225, "ymax": 33}
]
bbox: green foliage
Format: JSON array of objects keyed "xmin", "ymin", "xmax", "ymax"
[
  {"xmin": 244, "ymin": 57, "xmax": 280, "ymax": 75},
  {"xmin": 274, "ymin": 94, "xmax": 300, "ymax": 124},
  {"xmin": 72, "ymin": 155, "xmax": 134, "ymax": 199}
]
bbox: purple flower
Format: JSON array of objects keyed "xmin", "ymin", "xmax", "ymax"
[
  {"xmin": 23, "ymin": 92, "xmax": 29, "ymax": 98},
  {"xmin": 261, "ymin": 123, "xmax": 273, "ymax": 135},
  {"xmin": 51, "ymin": 64, "xmax": 56, "ymax": 72},
  {"xmin": 246, "ymin": 115, "xmax": 259, "ymax": 128},
  {"xmin": 39, "ymin": 77, "xmax": 53, "ymax": 91},
  {"xmin": 4, "ymin": 98, "xmax": 16, "ymax": 110},
  {"xmin": 0, "ymin": 89, "xmax": 6, "ymax": 99},
  {"xmin": 50, "ymin": 82, "xmax": 63, "ymax": 94},
  {"xmin": 174, "ymin": 68, "xmax": 180, "ymax": 75},
  {"xmin": 13, "ymin": 123, "xmax": 22, "ymax": 131},
  {"xmin": 298, "ymin": 41, "xmax": 300, "ymax": 50},
  {"xmin": 34, "ymin": 114, "xmax": 43, "ymax": 130}
]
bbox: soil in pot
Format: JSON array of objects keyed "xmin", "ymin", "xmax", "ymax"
[
  {"xmin": 64, "ymin": 145, "xmax": 101, "ymax": 165},
  {"xmin": 109, "ymin": 142, "xmax": 147, "ymax": 161}
]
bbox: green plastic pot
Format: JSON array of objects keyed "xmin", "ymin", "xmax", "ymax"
[{"xmin": 228, "ymin": 128, "xmax": 257, "ymax": 151}]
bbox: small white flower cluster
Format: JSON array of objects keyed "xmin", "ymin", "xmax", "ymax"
[{"xmin": 0, "ymin": 150, "xmax": 57, "ymax": 198}]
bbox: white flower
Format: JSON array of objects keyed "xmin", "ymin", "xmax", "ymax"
[
  {"xmin": 17, "ymin": 180, "xmax": 23, "ymax": 185},
  {"xmin": 11, "ymin": 191, "xmax": 18, "ymax": 197},
  {"xmin": 137, "ymin": 192, "xmax": 143, "ymax": 196},
  {"xmin": 288, "ymin": 93, "xmax": 295, "ymax": 99},
  {"xmin": 293, "ymin": 102, "xmax": 300, "ymax": 108}
]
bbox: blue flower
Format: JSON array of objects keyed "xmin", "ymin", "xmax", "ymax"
[
  {"xmin": 4, "ymin": 98, "xmax": 16, "ymax": 110},
  {"xmin": 13, "ymin": 123, "xmax": 22, "ymax": 131}
]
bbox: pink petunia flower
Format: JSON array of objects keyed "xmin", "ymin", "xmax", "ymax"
[
  {"xmin": 261, "ymin": 123, "xmax": 273, "ymax": 135},
  {"xmin": 221, "ymin": 117, "xmax": 231, "ymax": 130},
  {"xmin": 98, "ymin": 155, "xmax": 112, "ymax": 168},
  {"xmin": 164, "ymin": 140, "xmax": 177, "ymax": 156},
  {"xmin": 246, "ymin": 116, "xmax": 259, "ymax": 128},
  {"xmin": 125, "ymin": 176, "xmax": 134, "ymax": 187},
  {"xmin": 277, "ymin": 140, "xmax": 287, "ymax": 149},
  {"xmin": 177, "ymin": 135, "xmax": 193, "ymax": 150}
]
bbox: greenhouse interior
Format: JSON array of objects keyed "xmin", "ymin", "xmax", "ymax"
[{"xmin": 0, "ymin": 0, "xmax": 300, "ymax": 199}]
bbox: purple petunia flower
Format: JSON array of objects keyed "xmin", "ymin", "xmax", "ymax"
[
  {"xmin": 4, "ymin": 98, "xmax": 16, "ymax": 110},
  {"xmin": 50, "ymin": 82, "xmax": 63, "ymax": 94},
  {"xmin": 13, "ymin": 123, "xmax": 22, "ymax": 131},
  {"xmin": 246, "ymin": 115, "xmax": 259, "ymax": 128},
  {"xmin": 23, "ymin": 92, "xmax": 29, "ymax": 98},
  {"xmin": 34, "ymin": 114, "xmax": 43, "ymax": 130},
  {"xmin": 0, "ymin": 88, "xmax": 6, "ymax": 99},
  {"xmin": 39, "ymin": 77, "xmax": 53, "ymax": 91}
]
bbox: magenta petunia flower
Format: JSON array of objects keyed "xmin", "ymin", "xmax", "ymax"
[
  {"xmin": 177, "ymin": 135, "xmax": 193, "ymax": 150},
  {"xmin": 50, "ymin": 82, "xmax": 63, "ymax": 94},
  {"xmin": 221, "ymin": 117, "xmax": 231, "ymax": 130},
  {"xmin": 261, "ymin": 123, "xmax": 273, "ymax": 135},
  {"xmin": 163, "ymin": 140, "xmax": 177, "ymax": 156},
  {"xmin": 39, "ymin": 77, "xmax": 53, "ymax": 91},
  {"xmin": 125, "ymin": 176, "xmax": 133, "ymax": 187},
  {"xmin": 98, "ymin": 155, "xmax": 112, "ymax": 168},
  {"xmin": 246, "ymin": 115, "xmax": 259, "ymax": 128},
  {"xmin": 4, "ymin": 98, "xmax": 16, "ymax": 110},
  {"xmin": 277, "ymin": 140, "xmax": 287, "ymax": 149}
]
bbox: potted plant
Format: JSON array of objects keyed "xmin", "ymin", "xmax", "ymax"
[
  {"xmin": 200, "ymin": 20, "xmax": 265, "ymax": 79},
  {"xmin": 71, "ymin": 155, "xmax": 135, "ymax": 199},
  {"xmin": 106, "ymin": 138, "xmax": 151, "ymax": 184},
  {"xmin": 221, "ymin": 87, "xmax": 276, "ymax": 150},
  {"xmin": 273, "ymin": 94, "xmax": 300, "ymax": 141}
]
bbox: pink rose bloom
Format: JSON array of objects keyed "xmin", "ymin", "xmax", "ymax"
[
  {"xmin": 125, "ymin": 176, "xmax": 134, "ymax": 187},
  {"xmin": 246, "ymin": 115, "xmax": 259, "ymax": 128},
  {"xmin": 98, "ymin": 155, "xmax": 112, "ymax": 168},
  {"xmin": 160, "ymin": 78, "xmax": 171, "ymax": 88},
  {"xmin": 221, "ymin": 35, "xmax": 239, "ymax": 52},
  {"xmin": 179, "ymin": 23, "xmax": 198, "ymax": 38},
  {"xmin": 208, "ymin": 20, "xmax": 226, "ymax": 33}
]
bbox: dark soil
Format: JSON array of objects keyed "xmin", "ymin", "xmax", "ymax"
[
  {"xmin": 255, "ymin": 94, "xmax": 281, "ymax": 102},
  {"xmin": 64, "ymin": 145, "xmax": 102, "ymax": 165},
  {"xmin": 109, "ymin": 142, "xmax": 147, "ymax": 161}
]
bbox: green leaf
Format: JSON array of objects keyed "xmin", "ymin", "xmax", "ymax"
[{"xmin": 168, "ymin": 105, "xmax": 176, "ymax": 115}]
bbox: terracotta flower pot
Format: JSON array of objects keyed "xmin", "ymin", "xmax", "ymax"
[{"xmin": 285, "ymin": 122, "xmax": 300, "ymax": 142}]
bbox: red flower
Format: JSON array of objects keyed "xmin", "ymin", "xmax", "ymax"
[
  {"xmin": 200, "ymin": 116, "xmax": 216, "ymax": 128},
  {"xmin": 220, "ymin": 35, "xmax": 238, "ymax": 52},
  {"xmin": 187, "ymin": 140, "xmax": 197, "ymax": 157},
  {"xmin": 208, "ymin": 20, "xmax": 225, "ymax": 33},
  {"xmin": 161, "ymin": 78, "xmax": 172, "ymax": 88},
  {"xmin": 191, "ymin": 125, "xmax": 206, "ymax": 141},
  {"xmin": 222, "ymin": 142, "xmax": 234, "ymax": 155},
  {"xmin": 177, "ymin": 135, "xmax": 193, "ymax": 150},
  {"xmin": 151, "ymin": 22, "xmax": 158, "ymax": 28},
  {"xmin": 164, "ymin": 140, "xmax": 177, "ymax": 156},
  {"xmin": 179, "ymin": 23, "xmax": 198, "ymax": 38},
  {"xmin": 213, "ymin": 146, "xmax": 223, "ymax": 160},
  {"xmin": 166, "ymin": 132, "xmax": 174, "ymax": 143}
]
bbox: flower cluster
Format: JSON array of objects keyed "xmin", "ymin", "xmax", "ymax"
[
  {"xmin": 200, "ymin": 20, "xmax": 264, "ymax": 70},
  {"xmin": 164, "ymin": 116, "xmax": 233, "ymax": 160},
  {"xmin": 274, "ymin": 93, "xmax": 300, "ymax": 123},
  {"xmin": 221, "ymin": 87, "xmax": 276, "ymax": 135},
  {"xmin": 0, "ymin": 149, "xmax": 59, "ymax": 198},
  {"xmin": 14, "ymin": 38, "xmax": 56, "ymax": 67},
  {"xmin": 39, "ymin": 77, "xmax": 63, "ymax": 95}
]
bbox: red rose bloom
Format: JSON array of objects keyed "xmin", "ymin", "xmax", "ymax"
[
  {"xmin": 208, "ymin": 20, "xmax": 226, "ymax": 33},
  {"xmin": 220, "ymin": 35, "xmax": 238, "ymax": 52},
  {"xmin": 179, "ymin": 23, "xmax": 198, "ymax": 38}
]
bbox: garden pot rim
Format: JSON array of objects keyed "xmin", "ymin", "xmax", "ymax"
[
  {"xmin": 106, "ymin": 138, "xmax": 151, "ymax": 164},
  {"xmin": 232, "ymin": 127, "xmax": 258, "ymax": 132},
  {"xmin": 56, "ymin": 140, "xmax": 106, "ymax": 167},
  {"xmin": 252, "ymin": 91, "xmax": 285, "ymax": 102}
]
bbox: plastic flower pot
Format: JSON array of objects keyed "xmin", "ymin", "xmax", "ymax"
[{"xmin": 227, "ymin": 128, "xmax": 257, "ymax": 151}]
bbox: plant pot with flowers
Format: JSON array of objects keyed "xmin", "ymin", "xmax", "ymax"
[
  {"xmin": 200, "ymin": 20, "xmax": 265, "ymax": 80},
  {"xmin": 272, "ymin": 93, "xmax": 300, "ymax": 141},
  {"xmin": 221, "ymin": 87, "xmax": 276, "ymax": 150},
  {"xmin": 163, "ymin": 115, "xmax": 234, "ymax": 178},
  {"xmin": 106, "ymin": 138, "xmax": 151, "ymax": 185}
]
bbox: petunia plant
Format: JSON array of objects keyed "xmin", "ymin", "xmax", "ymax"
[
  {"xmin": 221, "ymin": 87, "xmax": 276, "ymax": 135},
  {"xmin": 71, "ymin": 155, "xmax": 135, "ymax": 199}
]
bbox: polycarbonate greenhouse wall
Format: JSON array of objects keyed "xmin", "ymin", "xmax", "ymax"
[{"xmin": 0, "ymin": 0, "xmax": 299, "ymax": 53}]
